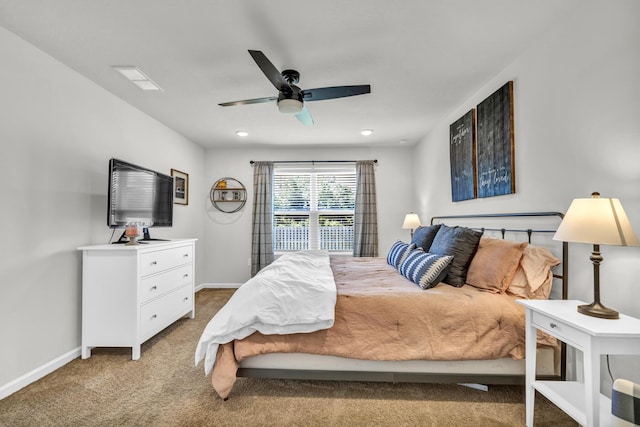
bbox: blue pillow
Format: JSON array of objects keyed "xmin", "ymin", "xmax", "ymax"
[
  {"xmin": 429, "ymin": 225, "xmax": 482, "ymax": 287},
  {"xmin": 411, "ymin": 224, "xmax": 441, "ymax": 251},
  {"xmin": 387, "ymin": 241, "xmax": 416, "ymax": 269},
  {"xmin": 399, "ymin": 249, "xmax": 454, "ymax": 290}
]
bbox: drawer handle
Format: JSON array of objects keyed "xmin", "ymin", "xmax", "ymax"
[
  {"xmin": 183, "ymin": 297, "xmax": 189, "ymax": 302},
  {"xmin": 183, "ymin": 274, "xmax": 189, "ymax": 278},
  {"xmin": 151, "ymin": 285, "xmax": 157, "ymax": 291},
  {"xmin": 150, "ymin": 261, "xmax": 157, "ymax": 266},
  {"xmin": 183, "ymin": 254, "xmax": 189, "ymax": 258},
  {"xmin": 549, "ymin": 323, "xmax": 557, "ymax": 328},
  {"xmin": 151, "ymin": 314, "xmax": 157, "ymax": 320}
]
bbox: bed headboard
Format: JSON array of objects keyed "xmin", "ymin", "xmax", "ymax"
[{"xmin": 430, "ymin": 212, "xmax": 568, "ymax": 300}]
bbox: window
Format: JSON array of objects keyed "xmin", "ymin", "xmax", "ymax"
[{"xmin": 273, "ymin": 163, "xmax": 356, "ymax": 253}]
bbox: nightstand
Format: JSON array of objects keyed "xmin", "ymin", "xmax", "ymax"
[{"xmin": 518, "ymin": 299, "xmax": 640, "ymax": 427}]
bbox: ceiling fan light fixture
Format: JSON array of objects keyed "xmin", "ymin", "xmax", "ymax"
[
  {"xmin": 235, "ymin": 130, "xmax": 249, "ymax": 137},
  {"xmin": 361, "ymin": 129, "xmax": 374, "ymax": 136},
  {"xmin": 277, "ymin": 98, "xmax": 303, "ymax": 114}
]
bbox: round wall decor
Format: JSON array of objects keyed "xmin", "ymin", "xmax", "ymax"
[{"xmin": 210, "ymin": 177, "xmax": 246, "ymax": 213}]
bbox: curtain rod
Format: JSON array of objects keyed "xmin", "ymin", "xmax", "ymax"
[{"xmin": 249, "ymin": 159, "xmax": 377, "ymax": 165}]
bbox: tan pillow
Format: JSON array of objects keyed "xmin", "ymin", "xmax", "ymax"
[
  {"xmin": 506, "ymin": 245, "xmax": 561, "ymax": 299},
  {"xmin": 466, "ymin": 238, "xmax": 527, "ymax": 293}
]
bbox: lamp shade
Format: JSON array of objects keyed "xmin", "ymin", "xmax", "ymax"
[
  {"xmin": 402, "ymin": 212, "xmax": 422, "ymax": 230},
  {"xmin": 553, "ymin": 193, "xmax": 639, "ymax": 246}
]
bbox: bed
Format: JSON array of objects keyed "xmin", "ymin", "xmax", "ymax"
[{"xmin": 195, "ymin": 212, "xmax": 568, "ymax": 400}]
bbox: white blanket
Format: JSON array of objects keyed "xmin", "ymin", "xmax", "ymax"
[{"xmin": 195, "ymin": 250, "xmax": 337, "ymax": 375}]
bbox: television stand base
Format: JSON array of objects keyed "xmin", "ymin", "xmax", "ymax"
[{"xmin": 141, "ymin": 228, "xmax": 168, "ymax": 242}]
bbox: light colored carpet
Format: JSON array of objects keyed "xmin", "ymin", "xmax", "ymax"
[{"xmin": 0, "ymin": 289, "xmax": 577, "ymax": 426}]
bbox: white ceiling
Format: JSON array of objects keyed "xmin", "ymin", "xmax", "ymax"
[{"xmin": 0, "ymin": 0, "xmax": 579, "ymax": 148}]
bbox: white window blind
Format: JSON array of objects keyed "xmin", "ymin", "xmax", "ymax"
[{"xmin": 273, "ymin": 163, "xmax": 356, "ymax": 253}]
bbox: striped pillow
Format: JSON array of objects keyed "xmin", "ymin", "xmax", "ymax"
[
  {"xmin": 387, "ymin": 241, "xmax": 416, "ymax": 269},
  {"xmin": 612, "ymin": 378, "xmax": 640, "ymax": 426},
  {"xmin": 399, "ymin": 249, "xmax": 454, "ymax": 290}
]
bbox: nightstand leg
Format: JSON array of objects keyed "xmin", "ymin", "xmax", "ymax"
[
  {"xmin": 525, "ymin": 311, "xmax": 537, "ymax": 427},
  {"xmin": 583, "ymin": 340, "xmax": 600, "ymax": 427}
]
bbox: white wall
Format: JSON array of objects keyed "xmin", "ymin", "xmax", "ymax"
[
  {"xmin": 203, "ymin": 145, "xmax": 414, "ymax": 284},
  {"xmin": 413, "ymin": 0, "xmax": 640, "ymax": 387},
  {"xmin": 0, "ymin": 26, "xmax": 206, "ymax": 392}
]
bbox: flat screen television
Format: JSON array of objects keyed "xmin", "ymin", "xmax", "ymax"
[{"xmin": 107, "ymin": 158, "xmax": 173, "ymax": 234}]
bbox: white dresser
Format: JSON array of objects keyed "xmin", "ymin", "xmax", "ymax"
[{"xmin": 78, "ymin": 239, "xmax": 197, "ymax": 360}]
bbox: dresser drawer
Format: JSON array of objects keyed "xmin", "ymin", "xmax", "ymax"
[
  {"xmin": 139, "ymin": 264, "xmax": 193, "ymax": 304},
  {"xmin": 531, "ymin": 311, "xmax": 587, "ymax": 349},
  {"xmin": 140, "ymin": 284, "xmax": 193, "ymax": 341},
  {"xmin": 140, "ymin": 245, "xmax": 193, "ymax": 277}
]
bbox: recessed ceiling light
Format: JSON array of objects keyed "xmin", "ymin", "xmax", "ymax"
[
  {"xmin": 360, "ymin": 129, "xmax": 374, "ymax": 136},
  {"xmin": 131, "ymin": 80, "xmax": 162, "ymax": 91},
  {"xmin": 236, "ymin": 130, "xmax": 249, "ymax": 137},
  {"xmin": 112, "ymin": 66, "xmax": 163, "ymax": 91}
]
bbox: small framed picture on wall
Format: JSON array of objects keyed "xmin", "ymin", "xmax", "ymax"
[{"xmin": 171, "ymin": 169, "xmax": 189, "ymax": 205}]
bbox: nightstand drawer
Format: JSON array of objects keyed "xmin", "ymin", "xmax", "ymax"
[{"xmin": 531, "ymin": 311, "xmax": 586, "ymax": 349}]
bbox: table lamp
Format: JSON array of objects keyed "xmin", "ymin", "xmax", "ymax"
[
  {"xmin": 402, "ymin": 212, "xmax": 422, "ymax": 239},
  {"xmin": 553, "ymin": 192, "xmax": 639, "ymax": 319}
]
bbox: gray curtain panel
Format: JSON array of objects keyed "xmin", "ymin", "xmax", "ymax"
[
  {"xmin": 353, "ymin": 160, "xmax": 378, "ymax": 257},
  {"xmin": 251, "ymin": 161, "xmax": 274, "ymax": 276}
]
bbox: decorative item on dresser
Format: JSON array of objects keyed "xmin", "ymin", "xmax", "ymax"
[
  {"xmin": 79, "ymin": 239, "xmax": 197, "ymax": 360},
  {"xmin": 553, "ymin": 192, "xmax": 639, "ymax": 319}
]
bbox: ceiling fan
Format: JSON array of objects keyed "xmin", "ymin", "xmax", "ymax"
[{"xmin": 219, "ymin": 50, "xmax": 371, "ymax": 126}]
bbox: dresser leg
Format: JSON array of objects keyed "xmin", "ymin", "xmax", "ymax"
[
  {"xmin": 132, "ymin": 346, "xmax": 141, "ymax": 361},
  {"xmin": 81, "ymin": 346, "xmax": 91, "ymax": 359}
]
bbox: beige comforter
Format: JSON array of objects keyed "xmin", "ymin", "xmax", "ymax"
[{"xmin": 212, "ymin": 257, "xmax": 533, "ymax": 399}]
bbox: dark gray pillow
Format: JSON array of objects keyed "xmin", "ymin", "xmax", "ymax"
[
  {"xmin": 411, "ymin": 224, "xmax": 441, "ymax": 251},
  {"xmin": 429, "ymin": 225, "xmax": 482, "ymax": 287}
]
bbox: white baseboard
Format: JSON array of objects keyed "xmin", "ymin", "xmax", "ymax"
[
  {"xmin": 0, "ymin": 347, "xmax": 80, "ymax": 400},
  {"xmin": 196, "ymin": 282, "xmax": 242, "ymax": 291},
  {"xmin": 2, "ymin": 285, "xmax": 239, "ymax": 400}
]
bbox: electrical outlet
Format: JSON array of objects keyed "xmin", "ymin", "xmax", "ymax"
[{"xmin": 247, "ymin": 258, "xmax": 251, "ymax": 266}]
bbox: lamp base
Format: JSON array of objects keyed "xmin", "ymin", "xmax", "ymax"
[{"xmin": 577, "ymin": 301, "xmax": 619, "ymax": 319}]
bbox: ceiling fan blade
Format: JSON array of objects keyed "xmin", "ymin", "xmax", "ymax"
[
  {"xmin": 248, "ymin": 50, "xmax": 290, "ymax": 92},
  {"xmin": 302, "ymin": 85, "xmax": 371, "ymax": 102},
  {"xmin": 218, "ymin": 96, "xmax": 277, "ymax": 107},
  {"xmin": 295, "ymin": 106, "xmax": 314, "ymax": 126}
]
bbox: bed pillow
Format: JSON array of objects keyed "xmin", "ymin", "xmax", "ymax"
[
  {"xmin": 398, "ymin": 249, "xmax": 454, "ymax": 290},
  {"xmin": 386, "ymin": 241, "xmax": 416, "ymax": 269},
  {"xmin": 506, "ymin": 245, "xmax": 561, "ymax": 300},
  {"xmin": 411, "ymin": 224, "xmax": 441, "ymax": 251},
  {"xmin": 429, "ymin": 225, "xmax": 482, "ymax": 287},
  {"xmin": 466, "ymin": 238, "xmax": 528, "ymax": 293}
]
